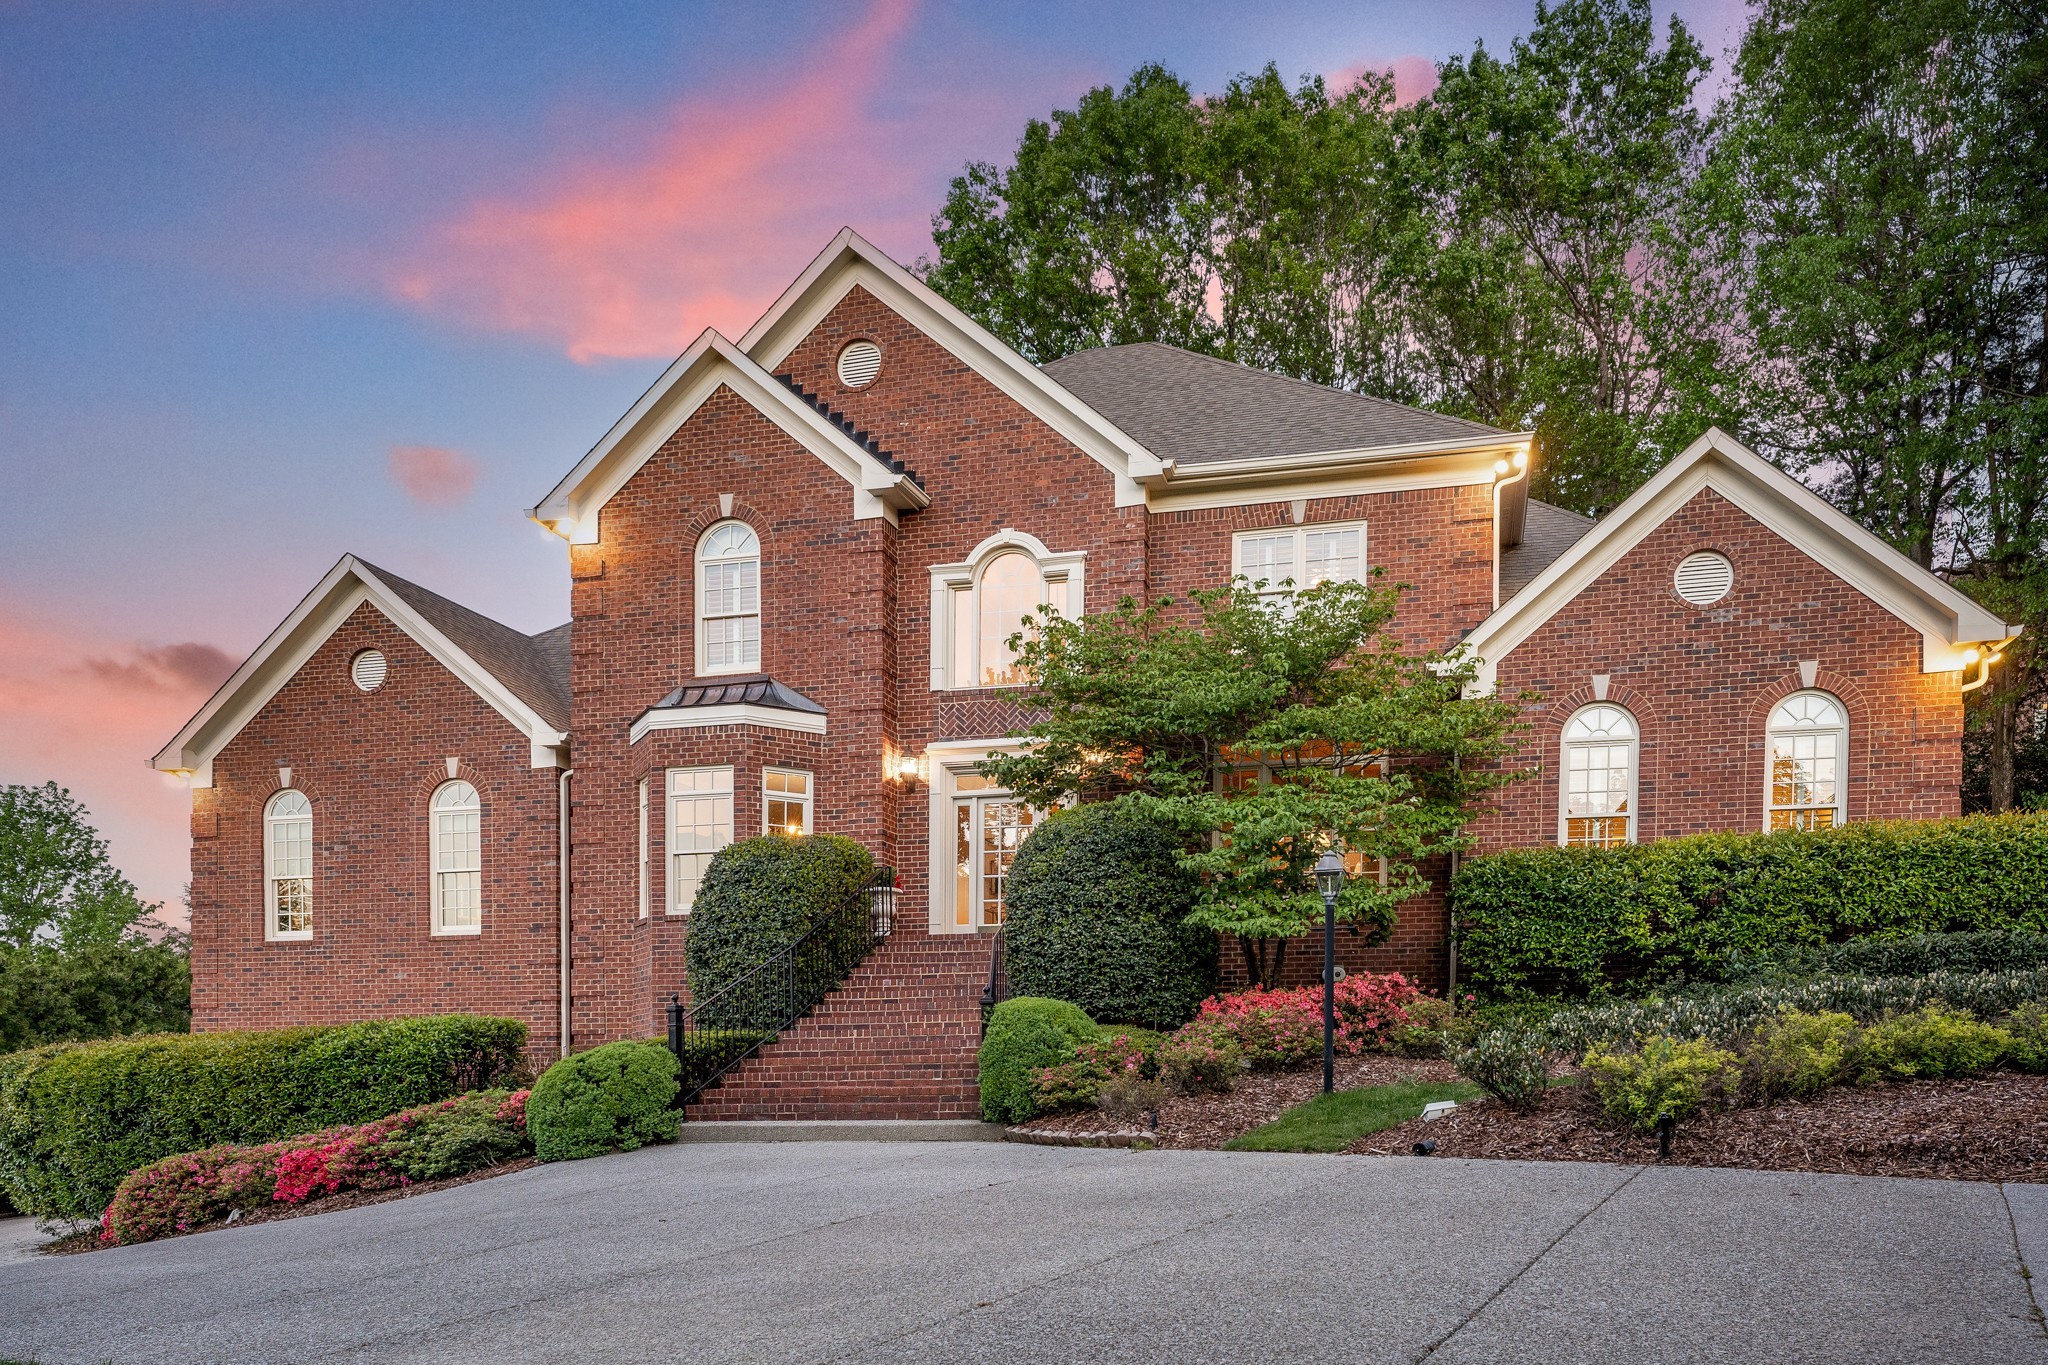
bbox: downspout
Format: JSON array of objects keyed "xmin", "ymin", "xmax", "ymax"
[
  {"xmin": 1490, "ymin": 450, "xmax": 1531, "ymax": 610},
  {"xmin": 558, "ymin": 765, "xmax": 574, "ymax": 1060}
]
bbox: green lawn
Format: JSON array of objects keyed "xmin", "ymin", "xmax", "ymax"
[{"xmin": 1223, "ymin": 1079, "xmax": 1482, "ymax": 1153}]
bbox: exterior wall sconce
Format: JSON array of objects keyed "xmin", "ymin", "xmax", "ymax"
[
  {"xmin": 1959, "ymin": 636, "xmax": 2017, "ymax": 694},
  {"xmin": 888, "ymin": 752, "xmax": 926, "ymax": 786}
]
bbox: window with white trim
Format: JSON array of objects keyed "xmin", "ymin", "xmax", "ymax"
[
  {"xmin": 1767, "ymin": 691, "xmax": 1846, "ymax": 831},
  {"xmin": 666, "ymin": 766, "xmax": 733, "ymax": 913},
  {"xmin": 1234, "ymin": 522, "xmax": 1366, "ymax": 606},
  {"xmin": 696, "ymin": 521, "xmax": 760, "ymax": 674},
  {"xmin": 931, "ymin": 533, "xmax": 1083, "ymax": 690},
  {"xmin": 637, "ymin": 777, "xmax": 650, "ymax": 919},
  {"xmin": 430, "ymin": 780, "xmax": 481, "ymax": 934},
  {"xmin": 764, "ymin": 768, "xmax": 811, "ymax": 836},
  {"xmin": 1560, "ymin": 705, "xmax": 1637, "ymax": 848},
  {"xmin": 264, "ymin": 789, "xmax": 313, "ymax": 940}
]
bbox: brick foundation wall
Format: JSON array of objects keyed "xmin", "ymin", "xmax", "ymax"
[{"xmin": 189, "ymin": 601, "xmax": 563, "ymax": 1056}]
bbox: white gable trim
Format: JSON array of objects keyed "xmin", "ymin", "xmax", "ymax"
[
  {"xmin": 151, "ymin": 557, "xmax": 569, "ymax": 785},
  {"xmin": 528, "ymin": 328, "xmax": 927, "ymax": 544},
  {"xmin": 738, "ymin": 228, "xmax": 1167, "ymax": 508},
  {"xmin": 1461, "ymin": 428, "xmax": 2017, "ymax": 693}
]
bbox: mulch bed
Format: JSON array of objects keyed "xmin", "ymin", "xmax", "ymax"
[
  {"xmin": 1010, "ymin": 1055, "xmax": 1461, "ymax": 1149},
  {"xmin": 1351, "ymin": 1074, "xmax": 2048, "ymax": 1184},
  {"xmin": 37, "ymin": 1157, "xmax": 538, "ymax": 1255}
]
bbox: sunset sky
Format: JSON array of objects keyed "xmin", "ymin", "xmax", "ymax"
[{"xmin": 0, "ymin": 0, "xmax": 1745, "ymax": 918}]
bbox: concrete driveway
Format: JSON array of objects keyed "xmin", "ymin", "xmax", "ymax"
[{"xmin": 2, "ymin": 1142, "xmax": 2043, "ymax": 1364}]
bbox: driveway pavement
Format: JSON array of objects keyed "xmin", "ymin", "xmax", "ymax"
[{"xmin": 1, "ymin": 1142, "xmax": 2043, "ymax": 1364}]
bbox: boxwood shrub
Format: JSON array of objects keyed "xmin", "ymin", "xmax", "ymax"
[
  {"xmin": 977, "ymin": 997, "xmax": 1099, "ymax": 1124},
  {"xmin": 1451, "ymin": 813, "xmax": 2048, "ymax": 998},
  {"xmin": 686, "ymin": 835, "xmax": 876, "ymax": 1030},
  {"xmin": 0, "ymin": 1013, "xmax": 526, "ymax": 1223},
  {"xmin": 1002, "ymin": 803, "xmax": 1217, "ymax": 1030},
  {"xmin": 527, "ymin": 1040, "xmax": 678, "ymax": 1162}
]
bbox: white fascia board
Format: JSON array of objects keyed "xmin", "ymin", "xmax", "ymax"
[
  {"xmin": 739, "ymin": 229, "xmax": 1166, "ymax": 502},
  {"xmin": 152, "ymin": 556, "xmax": 567, "ymax": 782},
  {"xmin": 1144, "ymin": 451, "xmax": 1504, "ymax": 514},
  {"xmin": 1460, "ymin": 427, "xmax": 2020, "ymax": 692},
  {"xmin": 1155, "ymin": 432, "xmax": 1533, "ymax": 486},
  {"xmin": 528, "ymin": 328, "xmax": 925, "ymax": 542},
  {"xmin": 629, "ymin": 704, "xmax": 828, "ymax": 744}
]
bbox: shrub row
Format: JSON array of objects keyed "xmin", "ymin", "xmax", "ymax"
[
  {"xmin": 101, "ymin": 1088, "xmax": 530, "ymax": 1246},
  {"xmin": 1450, "ymin": 813, "xmax": 2048, "ymax": 998},
  {"xmin": 0, "ymin": 1014, "xmax": 527, "ymax": 1222},
  {"xmin": 1719, "ymin": 930, "xmax": 2048, "ymax": 986},
  {"xmin": 0, "ymin": 939, "xmax": 191, "ymax": 1053}
]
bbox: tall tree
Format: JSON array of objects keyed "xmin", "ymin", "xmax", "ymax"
[
  {"xmin": 1717, "ymin": 0, "xmax": 2048, "ymax": 808},
  {"xmin": 0, "ymin": 782, "xmax": 161, "ymax": 950}
]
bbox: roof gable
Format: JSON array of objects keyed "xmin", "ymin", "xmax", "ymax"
[
  {"xmin": 1460, "ymin": 427, "xmax": 2018, "ymax": 691},
  {"xmin": 528, "ymin": 328, "xmax": 928, "ymax": 543},
  {"xmin": 152, "ymin": 556, "xmax": 571, "ymax": 783}
]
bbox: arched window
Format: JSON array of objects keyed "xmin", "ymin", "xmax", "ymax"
[
  {"xmin": 430, "ymin": 780, "xmax": 481, "ymax": 934},
  {"xmin": 696, "ymin": 521, "xmax": 760, "ymax": 675},
  {"xmin": 1560, "ymin": 704, "xmax": 1637, "ymax": 847},
  {"xmin": 971, "ymin": 552, "xmax": 1044, "ymax": 688},
  {"xmin": 932, "ymin": 532, "xmax": 1084, "ymax": 690},
  {"xmin": 1767, "ymin": 691, "xmax": 1846, "ymax": 830},
  {"xmin": 265, "ymin": 789, "xmax": 313, "ymax": 940}
]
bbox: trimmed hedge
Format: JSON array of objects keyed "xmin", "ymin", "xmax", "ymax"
[
  {"xmin": 685, "ymin": 835, "xmax": 876, "ymax": 1030},
  {"xmin": 1003, "ymin": 803, "xmax": 1217, "ymax": 1030},
  {"xmin": 1450, "ymin": 814, "xmax": 2048, "ymax": 998},
  {"xmin": 1722, "ymin": 930, "xmax": 2048, "ymax": 985},
  {"xmin": 527, "ymin": 1041, "xmax": 678, "ymax": 1162},
  {"xmin": 0, "ymin": 1014, "xmax": 526, "ymax": 1222},
  {"xmin": 978, "ymin": 997, "xmax": 1099, "ymax": 1124}
]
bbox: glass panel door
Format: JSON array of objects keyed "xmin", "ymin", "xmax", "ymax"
[{"xmin": 951, "ymin": 784, "xmax": 1039, "ymax": 931}]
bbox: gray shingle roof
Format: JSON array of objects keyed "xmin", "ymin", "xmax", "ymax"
[
  {"xmin": 360, "ymin": 560, "xmax": 572, "ymax": 733},
  {"xmin": 1041, "ymin": 342, "xmax": 1504, "ymax": 467},
  {"xmin": 1499, "ymin": 500, "xmax": 1598, "ymax": 601}
]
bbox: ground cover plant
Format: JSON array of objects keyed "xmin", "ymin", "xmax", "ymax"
[
  {"xmin": 1224, "ymin": 1079, "xmax": 1480, "ymax": 1153},
  {"xmin": 527, "ymin": 1040, "xmax": 679, "ymax": 1162},
  {"xmin": 99, "ymin": 1088, "xmax": 530, "ymax": 1246},
  {"xmin": 0, "ymin": 1013, "xmax": 527, "ymax": 1223}
]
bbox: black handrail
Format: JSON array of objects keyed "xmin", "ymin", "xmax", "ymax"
[
  {"xmin": 669, "ymin": 870, "xmax": 896, "ymax": 1107},
  {"xmin": 979, "ymin": 925, "xmax": 1007, "ymax": 1036}
]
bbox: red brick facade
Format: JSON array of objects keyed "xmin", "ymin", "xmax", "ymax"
[{"xmin": 174, "ymin": 241, "xmax": 1988, "ymax": 1094}]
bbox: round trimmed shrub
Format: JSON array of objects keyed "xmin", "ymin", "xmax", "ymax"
[
  {"xmin": 978, "ymin": 997, "xmax": 1099, "ymax": 1124},
  {"xmin": 686, "ymin": 835, "xmax": 876, "ymax": 1030},
  {"xmin": 527, "ymin": 1041, "xmax": 679, "ymax": 1162},
  {"xmin": 1002, "ymin": 803, "xmax": 1217, "ymax": 1030}
]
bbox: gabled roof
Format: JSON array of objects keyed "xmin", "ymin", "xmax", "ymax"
[
  {"xmin": 1040, "ymin": 343, "xmax": 1503, "ymax": 468},
  {"xmin": 152, "ymin": 556, "xmax": 572, "ymax": 784},
  {"xmin": 1499, "ymin": 500, "xmax": 1598, "ymax": 601},
  {"xmin": 1460, "ymin": 427, "xmax": 2019, "ymax": 692},
  {"xmin": 528, "ymin": 328, "xmax": 928, "ymax": 543},
  {"xmin": 738, "ymin": 228, "xmax": 1167, "ymax": 506}
]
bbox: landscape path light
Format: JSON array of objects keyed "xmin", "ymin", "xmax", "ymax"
[{"xmin": 1314, "ymin": 846, "xmax": 1346, "ymax": 1094}]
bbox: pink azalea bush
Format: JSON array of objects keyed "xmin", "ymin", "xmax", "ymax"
[
  {"xmin": 1179, "ymin": 974, "xmax": 1424, "ymax": 1071},
  {"xmin": 1029, "ymin": 1032, "xmax": 1156, "ymax": 1113},
  {"xmin": 101, "ymin": 1088, "xmax": 531, "ymax": 1246}
]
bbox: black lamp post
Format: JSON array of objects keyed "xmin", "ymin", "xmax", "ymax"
[{"xmin": 1313, "ymin": 847, "xmax": 1346, "ymax": 1095}]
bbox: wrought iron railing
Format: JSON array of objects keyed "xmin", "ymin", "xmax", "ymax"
[
  {"xmin": 979, "ymin": 925, "xmax": 1007, "ymax": 1036},
  {"xmin": 669, "ymin": 869, "xmax": 895, "ymax": 1107}
]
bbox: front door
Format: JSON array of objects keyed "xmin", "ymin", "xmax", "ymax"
[{"xmin": 952, "ymin": 774, "xmax": 1037, "ymax": 931}]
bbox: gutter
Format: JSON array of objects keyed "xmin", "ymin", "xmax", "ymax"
[{"xmin": 558, "ymin": 766, "xmax": 574, "ymax": 1060}]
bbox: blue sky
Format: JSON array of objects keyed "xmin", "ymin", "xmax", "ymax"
[{"xmin": 0, "ymin": 0, "xmax": 1747, "ymax": 911}]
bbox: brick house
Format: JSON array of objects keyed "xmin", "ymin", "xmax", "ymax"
[{"xmin": 154, "ymin": 229, "xmax": 2016, "ymax": 1116}]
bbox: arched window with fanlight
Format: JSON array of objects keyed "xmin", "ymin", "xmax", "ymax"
[
  {"xmin": 696, "ymin": 521, "xmax": 760, "ymax": 675},
  {"xmin": 264, "ymin": 789, "xmax": 313, "ymax": 940},
  {"xmin": 931, "ymin": 531, "xmax": 1085, "ymax": 690},
  {"xmin": 1560, "ymin": 704, "xmax": 1637, "ymax": 848},
  {"xmin": 1767, "ymin": 691, "xmax": 1847, "ymax": 830},
  {"xmin": 430, "ymin": 780, "xmax": 482, "ymax": 934}
]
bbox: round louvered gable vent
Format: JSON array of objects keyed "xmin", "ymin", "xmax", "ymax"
[
  {"xmin": 350, "ymin": 649, "xmax": 388, "ymax": 692},
  {"xmin": 836, "ymin": 340, "xmax": 883, "ymax": 389},
  {"xmin": 1674, "ymin": 551, "xmax": 1734, "ymax": 606}
]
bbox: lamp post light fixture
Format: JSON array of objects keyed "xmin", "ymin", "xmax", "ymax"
[{"xmin": 1313, "ymin": 847, "xmax": 1346, "ymax": 1095}]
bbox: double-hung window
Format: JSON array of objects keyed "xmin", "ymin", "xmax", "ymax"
[
  {"xmin": 764, "ymin": 768, "xmax": 812, "ymax": 836},
  {"xmin": 1234, "ymin": 522, "xmax": 1366, "ymax": 606},
  {"xmin": 430, "ymin": 780, "xmax": 482, "ymax": 934},
  {"xmin": 1560, "ymin": 705, "xmax": 1637, "ymax": 847},
  {"xmin": 1767, "ymin": 692, "xmax": 1847, "ymax": 830},
  {"xmin": 696, "ymin": 522, "xmax": 760, "ymax": 674},
  {"xmin": 264, "ymin": 790, "xmax": 313, "ymax": 940},
  {"xmin": 666, "ymin": 767, "xmax": 733, "ymax": 913}
]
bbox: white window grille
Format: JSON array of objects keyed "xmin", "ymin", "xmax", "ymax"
[
  {"xmin": 667, "ymin": 767, "xmax": 733, "ymax": 913},
  {"xmin": 265, "ymin": 789, "xmax": 313, "ymax": 940},
  {"xmin": 764, "ymin": 768, "xmax": 812, "ymax": 836},
  {"xmin": 1561, "ymin": 704, "xmax": 1637, "ymax": 848},
  {"xmin": 430, "ymin": 780, "xmax": 481, "ymax": 934},
  {"xmin": 1233, "ymin": 523, "xmax": 1367, "ymax": 606},
  {"xmin": 951, "ymin": 773, "xmax": 1037, "ymax": 930},
  {"xmin": 1768, "ymin": 691, "xmax": 1847, "ymax": 831},
  {"xmin": 696, "ymin": 522, "xmax": 760, "ymax": 675}
]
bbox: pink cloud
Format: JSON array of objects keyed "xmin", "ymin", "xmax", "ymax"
[
  {"xmin": 0, "ymin": 613, "xmax": 244, "ymax": 924},
  {"xmin": 1328, "ymin": 54, "xmax": 1439, "ymax": 107},
  {"xmin": 391, "ymin": 0, "xmax": 925, "ymax": 362},
  {"xmin": 389, "ymin": 444, "xmax": 481, "ymax": 507}
]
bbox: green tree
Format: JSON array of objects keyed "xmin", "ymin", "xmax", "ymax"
[
  {"xmin": 1716, "ymin": 0, "xmax": 2048, "ymax": 808},
  {"xmin": 982, "ymin": 577, "xmax": 1525, "ymax": 986},
  {"xmin": 0, "ymin": 782, "xmax": 161, "ymax": 950}
]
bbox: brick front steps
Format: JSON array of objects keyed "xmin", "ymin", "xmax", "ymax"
[{"xmin": 684, "ymin": 932, "xmax": 992, "ymax": 1122}]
